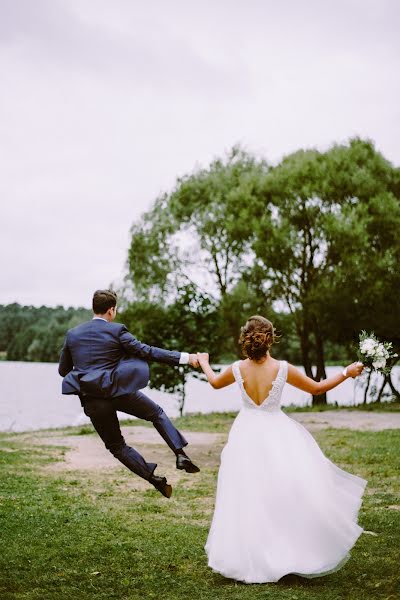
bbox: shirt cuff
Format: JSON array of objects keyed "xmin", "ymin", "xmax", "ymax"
[{"xmin": 179, "ymin": 352, "xmax": 189, "ymax": 365}]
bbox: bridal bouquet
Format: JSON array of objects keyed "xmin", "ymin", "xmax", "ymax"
[{"xmin": 357, "ymin": 331, "xmax": 397, "ymax": 374}]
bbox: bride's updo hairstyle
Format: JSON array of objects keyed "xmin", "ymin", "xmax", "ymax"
[{"xmin": 239, "ymin": 315, "xmax": 277, "ymax": 361}]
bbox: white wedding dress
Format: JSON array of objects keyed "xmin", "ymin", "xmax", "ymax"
[{"xmin": 205, "ymin": 360, "xmax": 367, "ymax": 583}]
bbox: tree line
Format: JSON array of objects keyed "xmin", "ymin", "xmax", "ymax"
[{"xmin": 0, "ymin": 304, "xmax": 91, "ymax": 362}]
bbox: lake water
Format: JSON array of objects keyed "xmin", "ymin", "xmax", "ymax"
[{"xmin": 0, "ymin": 361, "xmax": 397, "ymax": 432}]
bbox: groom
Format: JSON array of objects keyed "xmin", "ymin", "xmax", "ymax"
[{"xmin": 58, "ymin": 289, "xmax": 200, "ymax": 498}]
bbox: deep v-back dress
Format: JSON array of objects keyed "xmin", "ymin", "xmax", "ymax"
[{"xmin": 205, "ymin": 360, "xmax": 366, "ymax": 583}]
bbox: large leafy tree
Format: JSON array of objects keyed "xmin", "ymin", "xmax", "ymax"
[
  {"xmin": 251, "ymin": 139, "xmax": 400, "ymax": 403},
  {"xmin": 126, "ymin": 147, "xmax": 270, "ymax": 361},
  {"xmin": 124, "ymin": 149, "xmax": 272, "ymax": 406},
  {"xmin": 127, "ymin": 147, "xmax": 268, "ymax": 303}
]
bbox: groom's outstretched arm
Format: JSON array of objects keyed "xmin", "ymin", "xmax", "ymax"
[
  {"xmin": 59, "ymin": 337, "xmax": 73, "ymax": 376},
  {"xmin": 119, "ymin": 325, "xmax": 197, "ymax": 367}
]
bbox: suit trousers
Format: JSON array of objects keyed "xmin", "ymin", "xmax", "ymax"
[{"xmin": 81, "ymin": 390, "xmax": 188, "ymax": 481}]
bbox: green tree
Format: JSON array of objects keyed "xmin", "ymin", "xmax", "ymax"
[
  {"xmin": 127, "ymin": 147, "xmax": 268, "ymax": 301},
  {"xmin": 251, "ymin": 138, "xmax": 400, "ymax": 403}
]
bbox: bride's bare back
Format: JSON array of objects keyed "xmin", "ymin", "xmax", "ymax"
[{"xmin": 238, "ymin": 357, "xmax": 281, "ymax": 405}]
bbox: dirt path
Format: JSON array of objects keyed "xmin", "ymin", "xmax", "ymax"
[
  {"xmin": 33, "ymin": 427, "xmax": 226, "ymax": 493},
  {"xmin": 39, "ymin": 428, "xmax": 225, "ymax": 473},
  {"xmin": 291, "ymin": 410, "xmax": 400, "ymax": 431},
  {"xmin": 11, "ymin": 410, "xmax": 399, "ymax": 476}
]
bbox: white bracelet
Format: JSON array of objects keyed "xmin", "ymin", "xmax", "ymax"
[{"xmin": 342, "ymin": 367, "xmax": 348, "ymax": 377}]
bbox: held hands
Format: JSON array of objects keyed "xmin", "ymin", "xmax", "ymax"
[
  {"xmin": 188, "ymin": 354, "xmax": 200, "ymax": 368},
  {"xmin": 197, "ymin": 352, "xmax": 210, "ymax": 368},
  {"xmin": 345, "ymin": 362, "xmax": 364, "ymax": 378},
  {"xmin": 188, "ymin": 353, "xmax": 210, "ymax": 368}
]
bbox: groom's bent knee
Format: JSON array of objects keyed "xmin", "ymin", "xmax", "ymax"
[
  {"xmin": 153, "ymin": 404, "xmax": 165, "ymax": 419},
  {"xmin": 140, "ymin": 402, "xmax": 166, "ymax": 423}
]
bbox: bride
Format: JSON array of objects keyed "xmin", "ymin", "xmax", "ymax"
[{"xmin": 197, "ymin": 315, "xmax": 366, "ymax": 584}]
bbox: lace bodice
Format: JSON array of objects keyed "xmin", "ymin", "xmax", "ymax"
[{"xmin": 232, "ymin": 360, "xmax": 288, "ymax": 413}]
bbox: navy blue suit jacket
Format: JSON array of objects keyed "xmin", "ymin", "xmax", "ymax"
[{"xmin": 58, "ymin": 319, "xmax": 181, "ymax": 398}]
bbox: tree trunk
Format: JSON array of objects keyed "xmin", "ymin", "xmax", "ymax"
[
  {"xmin": 298, "ymin": 325, "xmax": 313, "ymax": 378},
  {"xmin": 312, "ymin": 317, "xmax": 327, "ymax": 406},
  {"xmin": 363, "ymin": 369, "xmax": 372, "ymax": 404},
  {"xmin": 387, "ymin": 373, "xmax": 400, "ymax": 400},
  {"xmin": 297, "ymin": 320, "xmax": 315, "ymax": 408},
  {"xmin": 178, "ymin": 368, "xmax": 186, "ymax": 417},
  {"xmin": 376, "ymin": 374, "xmax": 388, "ymax": 403}
]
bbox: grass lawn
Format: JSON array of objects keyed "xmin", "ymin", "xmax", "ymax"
[{"xmin": 0, "ymin": 413, "xmax": 399, "ymax": 600}]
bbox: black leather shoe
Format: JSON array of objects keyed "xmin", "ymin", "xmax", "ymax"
[
  {"xmin": 176, "ymin": 453, "xmax": 200, "ymax": 473},
  {"xmin": 149, "ymin": 475, "xmax": 172, "ymax": 498}
]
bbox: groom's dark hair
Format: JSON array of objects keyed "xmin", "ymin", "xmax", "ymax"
[{"xmin": 92, "ymin": 289, "xmax": 117, "ymax": 314}]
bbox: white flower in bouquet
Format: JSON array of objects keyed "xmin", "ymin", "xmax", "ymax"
[
  {"xmin": 372, "ymin": 358, "xmax": 386, "ymax": 370},
  {"xmin": 357, "ymin": 331, "xmax": 397, "ymax": 375},
  {"xmin": 360, "ymin": 338, "xmax": 377, "ymax": 356}
]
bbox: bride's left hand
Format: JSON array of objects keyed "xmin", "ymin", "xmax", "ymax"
[
  {"xmin": 346, "ymin": 361, "xmax": 365, "ymax": 378},
  {"xmin": 197, "ymin": 352, "xmax": 209, "ymax": 365}
]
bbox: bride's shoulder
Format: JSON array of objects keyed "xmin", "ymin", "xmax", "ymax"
[
  {"xmin": 231, "ymin": 359, "xmax": 243, "ymax": 374},
  {"xmin": 285, "ymin": 361, "xmax": 297, "ymax": 374},
  {"xmin": 278, "ymin": 361, "xmax": 296, "ymax": 381}
]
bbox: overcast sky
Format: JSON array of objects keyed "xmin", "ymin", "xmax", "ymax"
[{"xmin": 1, "ymin": 0, "xmax": 399, "ymax": 308}]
